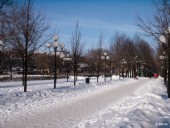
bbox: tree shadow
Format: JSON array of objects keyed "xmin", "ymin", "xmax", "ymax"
[
  {"xmin": 0, "ymin": 84, "xmax": 21, "ymax": 88},
  {"xmin": 160, "ymin": 94, "xmax": 168, "ymax": 100},
  {"xmin": 158, "ymin": 119, "xmax": 170, "ymax": 128}
]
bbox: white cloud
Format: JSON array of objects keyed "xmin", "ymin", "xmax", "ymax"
[
  {"xmin": 48, "ymin": 15, "xmax": 145, "ymax": 50},
  {"xmin": 51, "ymin": 14, "xmax": 140, "ymax": 34}
]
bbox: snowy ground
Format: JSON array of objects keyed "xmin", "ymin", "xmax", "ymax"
[
  {"xmin": 78, "ymin": 78, "xmax": 170, "ymax": 128},
  {"xmin": 0, "ymin": 75, "xmax": 170, "ymax": 128}
]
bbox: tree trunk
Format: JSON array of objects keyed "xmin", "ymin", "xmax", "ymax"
[
  {"xmin": 110, "ymin": 61, "xmax": 112, "ymax": 80},
  {"xmin": 67, "ymin": 63, "xmax": 69, "ymax": 82},
  {"xmin": 54, "ymin": 48, "xmax": 57, "ymax": 88},
  {"xmin": 167, "ymin": 56, "xmax": 170, "ymax": 98},
  {"xmin": 97, "ymin": 65, "xmax": 99, "ymax": 82},
  {"xmin": 74, "ymin": 64, "xmax": 76, "ymax": 86},
  {"xmin": 24, "ymin": 55, "xmax": 27, "ymax": 92},
  {"xmin": 118, "ymin": 66, "xmax": 120, "ymax": 79},
  {"xmin": 104, "ymin": 57, "xmax": 106, "ymax": 81},
  {"xmin": 24, "ymin": 56, "xmax": 28, "ymax": 92},
  {"xmin": 164, "ymin": 57, "xmax": 167, "ymax": 86},
  {"xmin": 168, "ymin": 52, "xmax": 170, "ymax": 98},
  {"xmin": 22, "ymin": 60, "xmax": 25, "ymax": 86},
  {"xmin": 10, "ymin": 57, "xmax": 12, "ymax": 80}
]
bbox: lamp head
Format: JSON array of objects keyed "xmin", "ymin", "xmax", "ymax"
[
  {"xmin": 59, "ymin": 43, "xmax": 65, "ymax": 49},
  {"xmin": 104, "ymin": 52, "xmax": 107, "ymax": 56},
  {"xmin": 46, "ymin": 43, "xmax": 51, "ymax": 48},
  {"xmin": 101, "ymin": 56, "xmax": 105, "ymax": 59},
  {"xmin": 53, "ymin": 41, "xmax": 59, "ymax": 47},
  {"xmin": 159, "ymin": 35, "xmax": 166, "ymax": 44},
  {"xmin": 159, "ymin": 55, "xmax": 165, "ymax": 60},
  {"xmin": 53, "ymin": 35, "xmax": 59, "ymax": 42},
  {"xmin": 106, "ymin": 56, "xmax": 110, "ymax": 60}
]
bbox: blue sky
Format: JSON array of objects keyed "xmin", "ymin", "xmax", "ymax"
[{"xmin": 34, "ymin": 0, "xmax": 155, "ymax": 49}]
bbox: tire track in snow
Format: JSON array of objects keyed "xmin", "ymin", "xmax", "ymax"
[{"xmin": 1, "ymin": 79, "xmax": 152, "ymax": 128}]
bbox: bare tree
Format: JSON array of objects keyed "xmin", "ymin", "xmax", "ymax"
[
  {"xmin": 69, "ymin": 21, "xmax": 85, "ymax": 85},
  {"xmin": 95, "ymin": 32, "xmax": 103, "ymax": 82},
  {"xmin": 0, "ymin": 0, "xmax": 13, "ymax": 42},
  {"xmin": 135, "ymin": 39, "xmax": 154, "ymax": 63},
  {"xmin": 137, "ymin": 0, "xmax": 170, "ymax": 98},
  {"xmin": 123, "ymin": 38, "xmax": 136, "ymax": 77},
  {"xmin": 2, "ymin": 0, "xmax": 49, "ymax": 92},
  {"xmin": 85, "ymin": 48, "xmax": 96, "ymax": 77},
  {"xmin": 135, "ymin": 37, "xmax": 155, "ymax": 77},
  {"xmin": 110, "ymin": 33, "xmax": 127, "ymax": 78},
  {"xmin": 157, "ymin": 44, "xmax": 167, "ymax": 84},
  {"xmin": 0, "ymin": 0, "xmax": 12, "ymax": 9}
]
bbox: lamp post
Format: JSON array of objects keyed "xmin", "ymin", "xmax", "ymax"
[
  {"xmin": 63, "ymin": 52, "xmax": 72, "ymax": 82},
  {"xmin": 140, "ymin": 65, "xmax": 144, "ymax": 77},
  {"xmin": 46, "ymin": 35, "xmax": 65, "ymax": 88},
  {"xmin": 121, "ymin": 59, "xmax": 126, "ymax": 79},
  {"xmin": 142, "ymin": 63, "xmax": 147, "ymax": 77},
  {"xmin": 110, "ymin": 59, "xmax": 112, "ymax": 80},
  {"xmin": 134, "ymin": 56, "xmax": 137, "ymax": 78},
  {"xmin": 10, "ymin": 55, "xmax": 13, "ymax": 80},
  {"xmin": 101, "ymin": 52, "xmax": 109, "ymax": 81}
]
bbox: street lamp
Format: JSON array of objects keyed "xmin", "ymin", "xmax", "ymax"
[
  {"xmin": 101, "ymin": 52, "xmax": 109, "ymax": 81},
  {"xmin": 109, "ymin": 58, "xmax": 112, "ymax": 80},
  {"xmin": 10, "ymin": 55, "xmax": 13, "ymax": 80},
  {"xmin": 140, "ymin": 64, "xmax": 144, "ymax": 77},
  {"xmin": 121, "ymin": 59, "xmax": 126, "ymax": 79},
  {"xmin": 134, "ymin": 56, "xmax": 138, "ymax": 78},
  {"xmin": 142, "ymin": 63, "xmax": 147, "ymax": 77},
  {"xmin": 63, "ymin": 52, "xmax": 72, "ymax": 82},
  {"xmin": 46, "ymin": 35, "xmax": 65, "ymax": 88}
]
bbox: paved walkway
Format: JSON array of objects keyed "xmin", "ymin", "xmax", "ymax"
[{"xmin": 1, "ymin": 79, "xmax": 151, "ymax": 128}]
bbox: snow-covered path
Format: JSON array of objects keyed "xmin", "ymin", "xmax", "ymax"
[{"xmin": 1, "ymin": 78, "xmax": 152, "ymax": 128}]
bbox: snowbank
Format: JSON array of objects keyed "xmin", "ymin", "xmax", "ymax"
[{"xmin": 0, "ymin": 75, "xmax": 135, "ymax": 126}]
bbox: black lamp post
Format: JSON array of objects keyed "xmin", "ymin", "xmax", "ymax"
[
  {"xmin": 101, "ymin": 52, "xmax": 109, "ymax": 81},
  {"xmin": 46, "ymin": 35, "xmax": 65, "ymax": 88},
  {"xmin": 121, "ymin": 59, "xmax": 126, "ymax": 79},
  {"xmin": 63, "ymin": 53, "xmax": 72, "ymax": 82},
  {"xmin": 140, "ymin": 65, "xmax": 144, "ymax": 77},
  {"xmin": 110, "ymin": 59, "xmax": 112, "ymax": 80},
  {"xmin": 134, "ymin": 56, "xmax": 137, "ymax": 78},
  {"xmin": 10, "ymin": 55, "xmax": 13, "ymax": 80}
]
